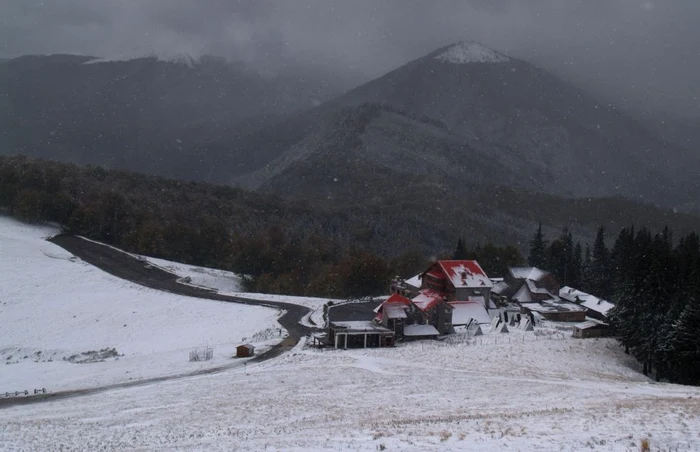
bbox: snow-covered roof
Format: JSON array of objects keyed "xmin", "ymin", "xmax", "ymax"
[
  {"xmin": 510, "ymin": 267, "xmax": 549, "ymax": 281},
  {"xmin": 384, "ymin": 293, "xmax": 412, "ymax": 306},
  {"xmin": 492, "ymin": 281, "xmax": 509, "ymax": 295},
  {"xmin": 525, "ymin": 279, "xmax": 557, "ymax": 297},
  {"xmin": 450, "ymin": 302, "xmax": 492, "ymax": 325},
  {"xmin": 412, "ymin": 289, "xmax": 443, "ymax": 312},
  {"xmin": 404, "ymin": 274, "xmax": 422, "ymax": 289},
  {"xmin": 574, "ymin": 320, "xmax": 609, "ymax": 330},
  {"xmin": 404, "ymin": 324, "xmax": 441, "ymax": 337},
  {"xmin": 331, "ymin": 321, "xmax": 393, "ymax": 333},
  {"xmin": 520, "ymin": 301, "xmax": 586, "ymax": 314},
  {"xmin": 559, "ymin": 287, "xmax": 615, "ymax": 316},
  {"xmin": 513, "ymin": 285, "xmax": 533, "ymax": 303},
  {"xmin": 385, "ymin": 305, "xmax": 407, "ymax": 319},
  {"xmin": 436, "ymin": 260, "xmax": 492, "ymax": 289},
  {"xmin": 435, "ymin": 42, "xmax": 510, "ymax": 64}
]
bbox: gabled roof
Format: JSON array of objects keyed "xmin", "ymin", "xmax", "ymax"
[
  {"xmin": 513, "ymin": 284, "xmax": 533, "ymax": 303},
  {"xmin": 375, "ymin": 293, "xmax": 412, "ymax": 321},
  {"xmin": 509, "ymin": 267, "xmax": 549, "ymax": 281},
  {"xmin": 559, "ymin": 286, "xmax": 615, "ymax": 316},
  {"xmin": 449, "ymin": 301, "xmax": 492, "ymax": 325},
  {"xmin": 385, "ymin": 305, "xmax": 408, "ymax": 319},
  {"xmin": 384, "ymin": 293, "xmax": 412, "ymax": 306},
  {"xmin": 525, "ymin": 279, "xmax": 557, "ymax": 298},
  {"xmin": 492, "ymin": 281, "xmax": 510, "ymax": 295},
  {"xmin": 404, "ymin": 274, "xmax": 422, "ymax": 288},
  {"xmin": 412, "ymin": 289, "xmax": 444, "ymax": 312},
  {"xmin": 574, "ymin": 320, "xmax": 609, "ymax": 330},
  {"xmin": 404, "ymin": 324, "xmax": 440, "ymax": 337},
  {"xmin": 433, "ymin": 260, "xmax": 492, "ymax": 289}
]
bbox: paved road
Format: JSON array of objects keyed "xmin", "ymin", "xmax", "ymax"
[{"xmin": 0, "ymin": 235, "xmax": 313, "ymax": 408}]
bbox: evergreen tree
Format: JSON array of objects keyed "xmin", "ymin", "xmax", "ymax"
[
  {"xmin": 590, "ymin": 226, "xmax": 610, "ymax": 298},
  {"xmin": 665, "ymin": 294, "xmax": 700, "ymax": 385},
  {"xmin": 580, "ymin": 244, "xmax": 593, "ymax": 293},
  {"xmin": 528, "ymin": 223, "xmax": 548, "ymax": 269},
  {"xmin": 452, "ymin": 237, "xmax": 468, "ymax": 260},
  {"xmin": 572, "ymin": 242, "xmax": 583, "ymax": 288}
]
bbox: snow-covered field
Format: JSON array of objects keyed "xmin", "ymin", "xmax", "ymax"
[
  {"xmin": 2, "ymin": 335, "xmax": 699, "ymax": 451},
  {"xmin": 0, "ymin": 217, "xmax": 283, "ymax": 392},
  {"xmin": 3, "ymin": 215, "xmax": 700, "ymax": 451}
]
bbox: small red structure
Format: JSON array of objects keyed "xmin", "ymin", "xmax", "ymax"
[{"xmin": 236, "ymin": 344, "xmax": 255, "ymax": 358}]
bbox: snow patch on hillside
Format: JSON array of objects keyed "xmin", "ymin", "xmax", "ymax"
[
  {"xmin": 84, "ymin": 52, "xmax": 198, "ymax": 66},
  {"xmin": 0, "ymin": 216, "xmax": 282, "ymax": 392},
  {"xmin": 436, "ymin": 42, "xmax": 510, "ymax": 64},
  {"xmin": 145, "ymin": 256, "xmax": 245, "ymax": 293}
]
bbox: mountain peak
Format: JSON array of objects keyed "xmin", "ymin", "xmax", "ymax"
[{"xmin": 434, "ymin": 42, "xmax": 509, "ymax": 64}]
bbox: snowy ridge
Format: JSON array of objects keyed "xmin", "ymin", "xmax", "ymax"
[
  {"xmin": 435, "ymin": 42, "xmax": 510, "ymax": 64},
  {"xmin": 84, "ymin": 52, "xmax": 198, "ymax": 66}
]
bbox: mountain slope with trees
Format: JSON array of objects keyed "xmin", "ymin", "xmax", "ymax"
[{"xmin": 0, "ymin": 54, "xmax": 347, "ymax": 182}]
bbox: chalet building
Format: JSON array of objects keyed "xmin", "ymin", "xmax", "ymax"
[
  {"xmin": 559, "ymin": 286, "xmax": 615, "ymax": 321},
  {"xmin": 375, "ymin": 291, "xmax": 452, "ymax": 338},
  {"xmin": 378, "ymin": 260, "xmax": 494, "ymax": 340},
  {"xmin": 420, "ymin": 260, "xmax": 494, "ymax": 304}
]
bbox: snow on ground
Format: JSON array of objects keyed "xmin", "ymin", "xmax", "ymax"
[
  {"xmin": 436, "ymin": 41, "xmax": 510, "ymax": 64},
  {"xmin": 140, "ymin": 255, "xmax": 340, "ymax": 327},
  {"xmin": 2, "ymin": 334, "xmax": 699, "ymax": 451},
  {"xmin": 144, "ymin": 256, "xmax": 246, "ymax": 293},
  {"xmin": 0, "ymin": 216, "xmax": 283, "ymax": 393}
]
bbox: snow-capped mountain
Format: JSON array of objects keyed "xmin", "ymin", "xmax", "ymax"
[{"xmin": 232, "ymin": 41, "xmax": 694, "ymax": 211}]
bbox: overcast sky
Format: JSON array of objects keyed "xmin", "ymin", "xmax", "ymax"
[{"xmin": 1, "ymin": 0, "xmax": 698, "ymax": 118}]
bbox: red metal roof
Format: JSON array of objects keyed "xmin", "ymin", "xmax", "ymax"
[
  {"xmin": 425, "ymin": 268, "xmax": 446, "ymax": 279},
  {"xmin": 436, "ymin": 260, "xmax": 492, "ymax": 289},
  {"xmin": 412, "ymin": 289, "xmax": 444, "ymax": 312},
  {"xmin": 384, "ymin": 293, "xmax": 412, "ymax": 306}
]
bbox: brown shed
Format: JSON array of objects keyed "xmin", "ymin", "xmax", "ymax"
[{"xmin": 236, "ymin": 344, "xmax": 255, "ymax": 358}]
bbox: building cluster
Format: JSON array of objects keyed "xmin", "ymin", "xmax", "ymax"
[{"xmin": 325, "ymin": 260, "xmax": 614, "ymax": 349}]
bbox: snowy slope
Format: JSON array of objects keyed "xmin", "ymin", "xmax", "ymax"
[
  {"xmin": 145, "ymin": 256, "xmax": 246, "ymax": 293},
  {"xmin": 435, "ymin": 41, "xmax": 510, "ymax": 64},
  {"xmin": 141, "ymin": 255, "xmax": 340, "ymax": 327},
  {"xmin": 0, "ymin": 216, "xmax": 283, "ymax": 392},
  {"xmin": 2, "ymin": 336, "xmax": 699, "ymax": 451}
]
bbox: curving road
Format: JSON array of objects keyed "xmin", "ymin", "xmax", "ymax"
[{"xmin": 0, "ymin": 235, "xmax": 315, "ymax": 408}]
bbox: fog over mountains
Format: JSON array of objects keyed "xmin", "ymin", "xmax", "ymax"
[
  {"xmin": 1, "ymin": 41, "xmax": 699, "ymax": 209},
  {"xmin": 0, "ymin": 54, "xmax": 347, "ymax": 180}
]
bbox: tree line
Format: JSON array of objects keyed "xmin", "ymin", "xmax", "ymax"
[
  {"xmin": 0, "ymin": 156, "xmax": 425, "ymax": 297},
  {"xmin": 529, "ymin": 224, "xmax": 700, "ymax": 385}
]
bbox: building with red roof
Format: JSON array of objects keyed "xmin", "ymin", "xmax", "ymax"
[{"xmin": 420, "ymin": 260, "xmax": 493, "ymax": 306}]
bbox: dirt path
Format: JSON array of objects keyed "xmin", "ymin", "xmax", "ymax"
[{"xmin": 0, "ymin": 235, "xmax": 314, "ymax": 408}]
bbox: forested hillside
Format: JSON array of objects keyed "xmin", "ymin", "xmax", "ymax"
[
  {"xmin": 529, "ymin": 225, "xmax": 700, "ymax": 386},
  {"xmin": 3, "ymin": 155, "xmax": 700, "ymax": 299}
]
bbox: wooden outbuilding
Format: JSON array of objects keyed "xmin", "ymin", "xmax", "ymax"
[
  {"xmin": 572, "ymin": 321, "xmax": 610, "ymax": 338},
  {"xmin": 236, "ymin": 344, "xmax": 255, "ymax": 357}
]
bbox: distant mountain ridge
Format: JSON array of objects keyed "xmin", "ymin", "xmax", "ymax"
[{"xmin": 0, "ymin": 54, "xmax": 347, "ymax": 180}]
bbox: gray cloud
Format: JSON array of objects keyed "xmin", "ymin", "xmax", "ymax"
[{"xmin": 1, "ymin": 0, "xmax": 698, "ymax": 118}]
